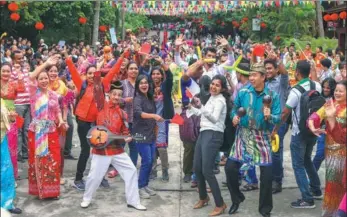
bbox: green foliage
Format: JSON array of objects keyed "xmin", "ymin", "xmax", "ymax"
[
  {"xmin": 283, "ymin": 37, "xmax": 338, "ymax": 51},
  {"xmin": 0, "ymin": 1, "xmax": 152, "ymax": 46}
]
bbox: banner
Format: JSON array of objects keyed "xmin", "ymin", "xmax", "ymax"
[{"xmin": 109, "ymin": 27, "xmax": 118, "ymax": 45}]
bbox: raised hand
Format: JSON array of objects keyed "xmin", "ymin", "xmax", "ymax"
[
  {"xmin": 216, "ymin": 35, "xmax": 229, "ymax": 47},
  {"xmin": 325, "ymin": 99, "xmax": 337, "ymax": 119},
  {"xmin": 175, "ymin": 34, "xmax": 185, "ymax": 47},
  {"xmin": 46, "ymin": 55, "xmax": 59, "ymax": 66}
]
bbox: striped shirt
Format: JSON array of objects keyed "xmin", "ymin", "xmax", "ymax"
[{"xmin": 11, "ymin": 69, "xmax": 31, "ymax": 105}]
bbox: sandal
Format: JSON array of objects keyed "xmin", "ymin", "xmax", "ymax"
[
  {"xmin": 108, "ymin": 169, "xmax": 119, "ymax": 178},
  {"xmin": 241, "ymin": 183, "xmax": 258, "ymax": 192}
]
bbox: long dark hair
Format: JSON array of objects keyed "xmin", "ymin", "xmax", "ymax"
[
  {"xmin": 321, "ymin": 77, "xmax": 337, "ymax": 98},
  {"xmin": 134, "ymin": 74, "xmax": 153, "ymax": 100},
  {"xmin": 211, "ymin": 74, "xmax": 232, "ymax": 122}
]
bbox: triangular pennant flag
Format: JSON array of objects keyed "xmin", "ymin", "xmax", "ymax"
[{"xmin": 171, "ymin": 113, "xmax": 184, "ymax": 125}]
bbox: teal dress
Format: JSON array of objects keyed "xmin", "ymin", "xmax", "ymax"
[{"xmin": 1, "ymin": 135, "xmax": 16, "ymax": 210}]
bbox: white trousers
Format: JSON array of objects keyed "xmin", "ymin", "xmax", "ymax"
[{"xmin": 83, "ymin": 153, "xmax": 140, "ymax": 206}]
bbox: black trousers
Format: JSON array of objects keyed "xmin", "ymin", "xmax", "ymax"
[
  {"xmin": 194, "ymin": 130, "xmax": 224, "ymax": 207},
  {"xmin": 63, "ymin": 110, "xmax": 74, "ymax": 155},
  {"xmin": 224, "ymin": 159, "xmax": 273, "ymax": 215},
  {"xmin": 75, "ymin": 119, "xmax": 92, "ymax": 181}
]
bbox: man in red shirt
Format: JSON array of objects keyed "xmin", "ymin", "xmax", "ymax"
[{"xmin": 80, "ymin": 81, "xmax": 146, "ymax": 211}]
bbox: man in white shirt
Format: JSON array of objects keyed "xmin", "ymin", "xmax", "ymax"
[{"xmin": 281, "ymin": 60, "xmax": 323, "ymax": 209}]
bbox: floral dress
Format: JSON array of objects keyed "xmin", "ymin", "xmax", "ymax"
[{"xmin": 308, "ymin": 102, "xmax": 346, "ymax": 217}]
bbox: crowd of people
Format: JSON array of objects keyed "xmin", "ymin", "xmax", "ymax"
[{"xmin": 0, "ymin": 29, "xmax": 346, "ymax": 217}]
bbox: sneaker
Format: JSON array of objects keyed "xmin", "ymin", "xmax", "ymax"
[
  {"xmin": 291, "ymin": 199, "xmax": 315, "ymax": 209},
  {"xmin": 139, "ymin": 188, "xmax": 150, "ymax": 199},
  {"xmin": 127, "ymin": 203, "xmax": 147, "ymax": 211},
  {"xmin": 144, "ymin": 186, "xmax": 156, "ymax": 196},
  {"xmin": 100, "ymin": 178, "xmax": 110, "ymax": 188},
  {"xmin": 162, "ymin": 169, "xmax": 169, "ymax": 182},
  {"xmin": 312, "ymin": 192, "xmax": 323, "ymax": 200},
  {"xmin": 73, "ymin": 180, "xmax": 85, "ymax": 191},
  {"xmin": 80, "ymin": 200, "xmax": 91, "ymax": 208},
  {"xmin": 183, "ymin": 174, "xmax": 192, "ymax": 183}
]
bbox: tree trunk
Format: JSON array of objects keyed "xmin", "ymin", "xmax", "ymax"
[
  {"xmin": 92, "ymin": 0, "xmax": 101, "ymax": 50},
  {"xmin": 121, "ymin": 7, "xmax": 126, "ymax": 40},
  {"xmin": 316, "ymin": 1, "xmax": 325, "ymax": 37}
]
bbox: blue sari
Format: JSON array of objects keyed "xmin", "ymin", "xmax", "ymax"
[{"xmin": 1, "ymin": 135, "xmax": 15, "ymax": 210}]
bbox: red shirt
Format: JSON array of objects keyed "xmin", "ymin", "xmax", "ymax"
[{"xmin": 92, "ymin": 102, "xmax": 129, "ymax": 156}]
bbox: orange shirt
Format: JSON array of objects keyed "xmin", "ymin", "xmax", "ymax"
[
  {"xmin": 300, "ymin": 49, "xmax": 312, "ymax": 60},
  {"xmin": 314, "ymin": 52, "xmax": 326, "ymax": 69},
  {"xmin": 92, "ymin": 102, "xmax": 129, "ymax": 156},
  {"xmin": 66, "ymin": 57, "xmax": 124, "ymax": 122}
]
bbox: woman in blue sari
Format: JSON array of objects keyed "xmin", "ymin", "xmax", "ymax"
[{"xmin": 1, "ymin": 99, "xmax": 22, "ymax": 214}]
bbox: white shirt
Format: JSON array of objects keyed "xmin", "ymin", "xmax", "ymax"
[
  {"xmin": 187, "ymin": 94, "xmax": 226, "ymax": 133},
  {"xmin": 285, "ymin": 79, "xmax": 322, "ymax": 135}
]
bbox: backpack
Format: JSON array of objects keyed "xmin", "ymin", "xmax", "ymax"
[
  {"xmin": 179, "ymin": 108, "xmax": 200, "ymax": 143},
  {"xmin": 293, "ymin": 81, "xmax": 325, "ymax": 138}
]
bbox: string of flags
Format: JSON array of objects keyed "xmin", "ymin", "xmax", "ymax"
[{"xmin": 112, "ymin": 0, "xmax": 321, "ymax": 16}]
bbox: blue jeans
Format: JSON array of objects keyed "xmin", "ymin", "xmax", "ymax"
[
  {"xmin": 128, "ymin": 123, "xmax": 138, "ymax": 167},
  {"xmin": 272, "ymin": 123, "xmax": 288, "ymax": 184},
  {"xmin": 313, "ymin": 134, "xmax": 325, "ymax": 172},
  {"xmin": 290, "ymin": 134, "xmax": 321, "ymax": 201},
  {"xmin": 136, "ymin": 143, "xmax": 156, "ymax": 188}
]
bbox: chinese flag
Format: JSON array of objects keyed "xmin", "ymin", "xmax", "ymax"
[{"xmin": 170, "ymin": 113, "xmax": 184, "ymax": 125}]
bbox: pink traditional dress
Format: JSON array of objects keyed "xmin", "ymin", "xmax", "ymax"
[
  {"xmin": 308, "ymin": 102, "xmax": 346, "ymax": 217},
  {"xmin": 28, "ymin": 80, "xmax": 61, "ymax": 199},
  {"xmin": 0, "ymin": 80, "xmax": 25, "ymax": 179},
  {"xmin": 48, "ymin": 79, "xmax": 74, "ymax": 178}
]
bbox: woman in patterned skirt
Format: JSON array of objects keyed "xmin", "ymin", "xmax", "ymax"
[
  {"xmin": 27, "ymin": 56, "xmax": 68, "ymax": 199},
  {"xmin": 308, "ymin": 80, "xmax": 346, "ymax": 217}
]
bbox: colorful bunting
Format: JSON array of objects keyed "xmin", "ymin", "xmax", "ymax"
[{"xmin": 115, "ymin": 0, "xmax": 316, "ymax": 16}]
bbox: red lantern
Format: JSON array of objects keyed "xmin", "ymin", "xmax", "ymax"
[
  {"xmin": 275, "ymin": 36, "xmax": 281, "ymax": 41},
  {"xmin": 0, "ymin": 1, "xmax": 6, "ymax": 6},
  {"xmin": 221, "ymin": 22, "xmax": 225, "ymax": 26},
  {"xmin": 323, "ymin": 14, "xmax": 331, "ymax": 22},
  {"xmin": 340, "ymin": 11, "xmax": 347, "ymax": 20},
  {"xmin": 8, "ymin": 2, "xmax": 18, "ymax": 12},
  {"xmin": 79, "ymin": 17, "xmax": 87, "ymax": 25},
  {"xmin": 232, "ymin": 20, "xmax": 238, "ymax": 26},
  {"xmin": 242, "ymin": 17, "xmax": 249, "ymax": 22},
  {"xmin": 99, "ymin": 25, "xmax": 107, "ymax": 32},
  {"xmin": 10, "ymin": 12, "xmax": 20, "ymax": 22},
  {"xmin": 35, "ymin": 22, "xmax": 44, "ymax": 30},
  {"xmin": 330, "ymin": 13, "xmax": 339, "ymax": 21},
  {"xmin": 260, "ymin": 22, "xmax": 267, "ymax": 29}
]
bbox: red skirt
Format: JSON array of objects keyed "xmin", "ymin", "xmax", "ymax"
[{"xmin": 28, "ymin": 131, "xmax": 61, "ymax": 199}]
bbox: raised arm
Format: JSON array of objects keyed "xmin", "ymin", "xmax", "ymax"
[
  {"xmin": 30, "ymin": 55, "xmax": 59, "ymax": 81},
  {"xmin": 102, "ymin": 56, "xmax": 124, "ymax": 86},
  {"xmin": 65, "ymin": 57, "xmax": 83, "ymax": 92}
]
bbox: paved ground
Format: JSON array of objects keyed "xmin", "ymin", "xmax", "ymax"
[{"xmin": 14, "ymin": 121, "xmax": 325, "ymax": 217}]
